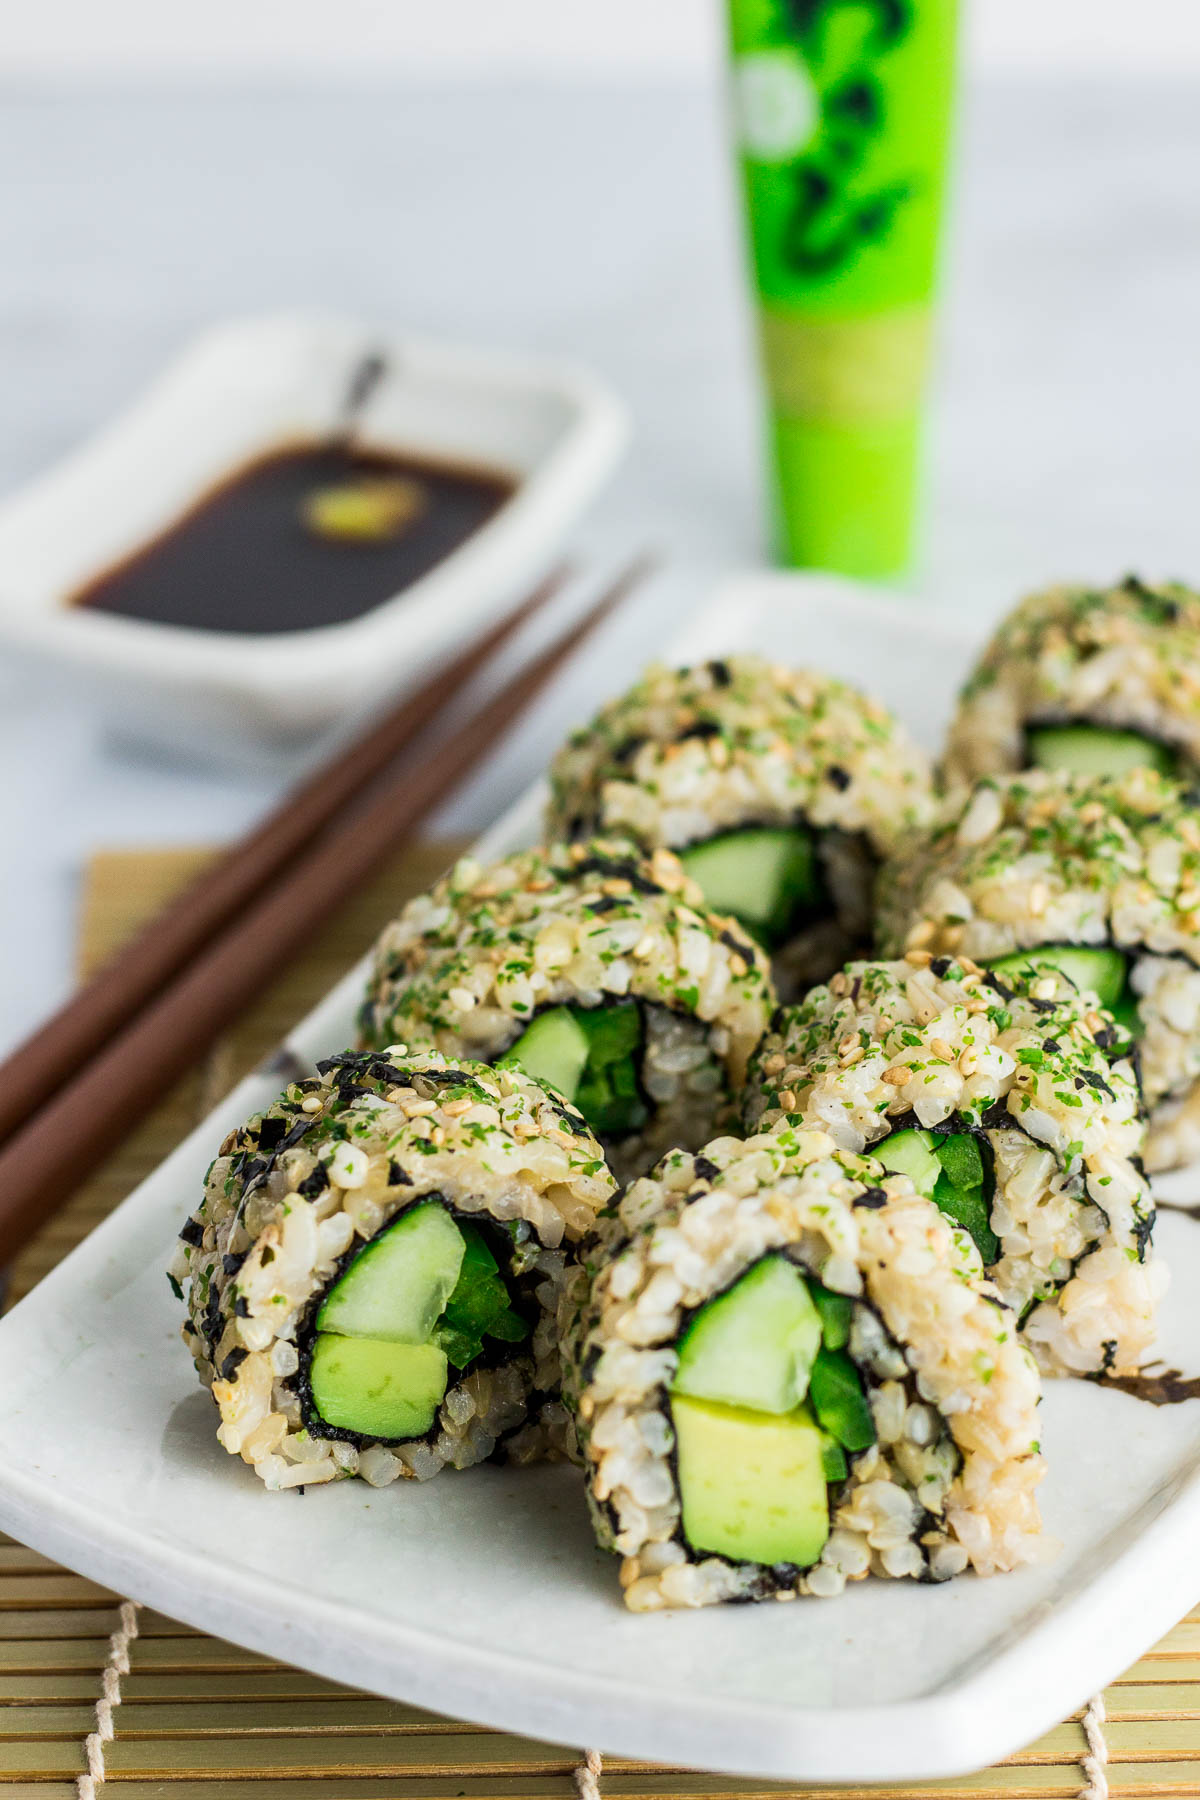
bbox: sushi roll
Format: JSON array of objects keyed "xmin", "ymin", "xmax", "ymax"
[
  {"xmin": 877, "ymin": 766, "xmax": 1200, "ymax": 1173},
  {"xmin": 358, "ymin": 839, "xmax": 774, "ymax": 1183},
  {"xmin": 171, "ymin": 1049, "xmax": 615, "ymax": 1491},
  {"xmin": 944, "ymin": 576, "xmax": 1200, "ymax": 788},
  {"xmin": 545, "ymin": 655, "xmax": 934, "ymax": 998},
  {"xmin": 562, "ymin": 1128, "xmax": 1047, "ymax": 1611},
  {"xmin": 744, "ymin": 956, "xmax": 1161, "ymax": 1377}
]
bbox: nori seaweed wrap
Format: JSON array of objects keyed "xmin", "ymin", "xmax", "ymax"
[
  {"xmin": 544, "ymin": 655, "xmax": 934, "ymax": 998},
  {"xmin": 562, "ymin": 1128, "xmax": 1047, "ymax": 1611},
  {"xmin": 945, "ymin": 577, "xmax": 1200, "ymax": 788},
  {"xmin": 744, "ymin": 956, "xmax": 1162, "ymax": 1376},
  {"xmin": 878, "ymin": 766, "xmax": 1200, "ymax": 1172},
  {"xmin": 359, "ymin": 839, "xmax": 774, "ymax": 1183},
  {"xmin": 171, "ymin": 1050, "xmax": 615, "ymax": 1490}
]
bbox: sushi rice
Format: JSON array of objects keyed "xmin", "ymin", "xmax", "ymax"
[
  {"xmin": 358, "ymin": 838, "xmax": 774, "ymax": 1183},
  {"xmin": 944, "ymin": 576, "xmax": 1200, "ymax": 787},
  {"xmin": 878, "ymin": 767, "xmax": 1200, "ymax": 1173},
  {"xmin": 744, "ymin": 955, "xmax": 1162, "ymax": 1377},
  {"xmin": 545, "ymin": 655, "xmax": 934, "ymax": 995},
  {"xmin": 561, "ymin": 1127, "xmax": 1048, "ymax": 1611},
  {"xmin": 171, "ymin": 1050, "xmax": 615, "ymax": 1491}
]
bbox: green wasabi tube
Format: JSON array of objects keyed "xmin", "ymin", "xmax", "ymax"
[{"xmin": 727, "ymin": 0, "xmax": 959, "ymax": 577}]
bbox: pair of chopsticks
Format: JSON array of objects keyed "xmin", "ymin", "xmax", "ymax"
[{"xmin": 0, "ymin": 557, "xmax": 650, "ymax": 1267}]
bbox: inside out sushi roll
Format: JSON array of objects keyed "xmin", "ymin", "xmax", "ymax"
[
  {"xmin": 744, "ymin": 957, "xmax": 1162, "ymax": 1377},
  {"xmin": 944, "ymin": 576, "xmax": 1200, "ymax": 788},
  {"xmin": 878, "ymin": 766, "xmax": 1200, "ymax": 1172},
  {"xmin": 563, "ymin": 1129, "xmax": 1047, "ymax": 1611},
  {"xmin": 544, "ymin": 655, "xmax": 934, "ymax": 998},
  {"xmin": 358, "ymin": 839, "xmax": 774, "ymax": 1183},
  {"xmin": 171, "ymin": 1050, "xmax": 615, "ymax": 1490}
]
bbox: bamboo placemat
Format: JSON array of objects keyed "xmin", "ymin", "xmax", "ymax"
[{"xmin": 2, "ymin": 842, "xmax": 1198, "ymax": 1796}]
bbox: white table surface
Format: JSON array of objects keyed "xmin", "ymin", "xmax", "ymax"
[{"xmin": 1, "ymin": 76, "xmax": 1198, "ymax": 1055}]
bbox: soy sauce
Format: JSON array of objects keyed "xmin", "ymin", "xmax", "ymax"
[{"xmin": 70, "ymin": 443, "xmax": 514, "ymax": 635}]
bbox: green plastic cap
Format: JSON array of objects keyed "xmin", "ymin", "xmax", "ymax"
[
  {"xmin": 767, "ymin": 408, "xmax": 922, "ymax": 580},
  {"xmin": 755, "ymin": 306, "xmax": 931, "ymax": 580}
]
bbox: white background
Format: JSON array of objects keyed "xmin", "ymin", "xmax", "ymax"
[{"xmin": 2, "ymin": 0, "xmax": 1200, "ymax": 79}]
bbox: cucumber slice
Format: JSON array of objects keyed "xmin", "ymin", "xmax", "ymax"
[
  {"xmin": 679, "ymin": 827, "xmax": 822, "ymax": 948},
  {"xmin": 309, "ymin": 1335, "xmax": 448, "ymax": 1439},
  {"xmin": 671, "ymin": 1394, "xmax": 830, "ymax": 1568},
  {"xmin": 809, "ymin": 1279, "xmax": 853, "ymax": 1351},
  {"xmin": 316, "ymin": 1202, "xmax": 465, "ymax": 1343},
  {"xmin": 820, "ymin": 1435, "xmax": 849, "ymax": 1483},
  {"xmin": 434, "ymin": 1221, "xmax": 529, "ymax": 1369},
  {"xmin": 932, "ymin": 1169, "xmax": 1000, "ymax": 1265},
  {"xmin": 672, "ymin": 1255, "xmax": 822, "ymax": 1414},
  {"xmin": 987, "ymin": 945, "xmax": 1128, "ymax": 1012},
  {"xmin": 808, "ymin": 1346, "xmax": 876, "ymax": 1453},
  {"xmin": 1028, "ymin": 724, "xmax": 1177, "ymax": 779},
  {"xmin": 876, "ymin": 1129, "xmax": 999, "ymax": 1263},
  {"xmin": 500, "ymin": 1001, "xmax": 648, "ymax": 1138},
  {"xmin": 496, "ymin": 1007, "xmax": 590, "ymax": 1102},
  {"xmin": 872, "ymin": 1127, "xmax": 940, "ymax": 1198},
  {"xmin": 573, "ymin": 1002, "xmax": 649, "ymax": 1137}
]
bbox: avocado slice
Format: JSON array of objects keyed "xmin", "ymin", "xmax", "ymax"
[
  {"xmin": 1028, "ymin": 724, "xmax": 1177, "ymax": 779},
  {"xmin": 874, "ymin": 1128, "xmax": 1000, "ymax": 1265},
  {"xmin": 671, "ymin": 1394, "xmax": 831, "ymax": 1567},
  {"xmin": 672, "ymin": 1254, "xmax": 823, "ymax": 1414},
  {"xmin": 310, "ymin": 1205, "xmax": 529, "ymax": 1438},
  {"xmin": 309, "ymin": 1335, "xmax": 448, "ymax": 1439},
  {"xmin": 679, "ymin": 826, "xmax": 822, "ymax": 948},
  {"xmin": 317, "ymin": 1201, "xmax": 465, "ymax": 1343},
  {"xmin": 500, "ymin": 1000, "xmax": 648, "ymax": 1138}
]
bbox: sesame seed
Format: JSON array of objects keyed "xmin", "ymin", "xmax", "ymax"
[{"xmin": 300, "ymin": 1096, "xmax": 323, "ymax": 1114}]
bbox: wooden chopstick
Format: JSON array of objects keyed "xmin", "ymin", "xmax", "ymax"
[
  {"xmin": 0, "ymin": 566, "xmax": 570, "ymax": 1152},
  {"xmin": 0, "ymin": 556, "xmax": 649, "ymax": 1265}
]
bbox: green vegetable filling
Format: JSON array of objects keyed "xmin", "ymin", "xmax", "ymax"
[
  {"xmin": 499, "ymin": 1000, "xmax": 648, "ymax": 1137},
  {"xmin": 668, "ymin": 1255, "xmax": 876, "ymax": 1567},
  {"xmin": 678, "ymin": 826, "xmax": 825, "ymax": 949},
  {"xmin": 987, "ymin": 945, "xmax": 1141, "ymax": 1037},
  {"xmin": 1028, "ymin": 723, "xmax": 1178, "ymax": 780},
  {"xmin": 873, "ymin": 1128, "xmax": 1001, "ymax": 1265},
  {"xmin": 308, "ymin": 1201, "xmax": 529, "ymax": 1441}
]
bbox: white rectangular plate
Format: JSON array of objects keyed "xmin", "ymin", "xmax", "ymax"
[{"xmin": 2, "ymin": 571, "xmax": 1200, "ymax": 1784}]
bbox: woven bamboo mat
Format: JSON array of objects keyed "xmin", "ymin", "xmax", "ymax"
[{"xmin": 2, "ymin": 843, "xmax": 1199, "ymax": 1796}]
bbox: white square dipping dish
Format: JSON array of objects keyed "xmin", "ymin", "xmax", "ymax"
[
  {"xmin": 0, "ymin": 571, "xmax": 1198, "ymax": 1786},
  {"xmin": 0, "ymin": 313, "xmax": 628, "ymax": 757}
]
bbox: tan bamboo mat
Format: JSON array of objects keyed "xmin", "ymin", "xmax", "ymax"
[{"xmin": 1, "ymin": 842, "xmax": 1198, "ymax": 1796}]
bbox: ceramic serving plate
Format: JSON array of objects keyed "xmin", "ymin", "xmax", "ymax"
[
  {"xmin": 0, "ymin": 313, "xmax": 627, "ymax": 757},
  {"xmin": 2, "ymin": 572, "xmax": 1200, "ymax": 1785}
]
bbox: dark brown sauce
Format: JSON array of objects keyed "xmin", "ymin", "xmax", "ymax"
[
  {"xmin": 1096, "ymin": 1365, "xmax": 1200, "ymax": 1406},
  {"xmin": 69, "ymin": 443, "xmax": 515, "ymax": 635}
]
